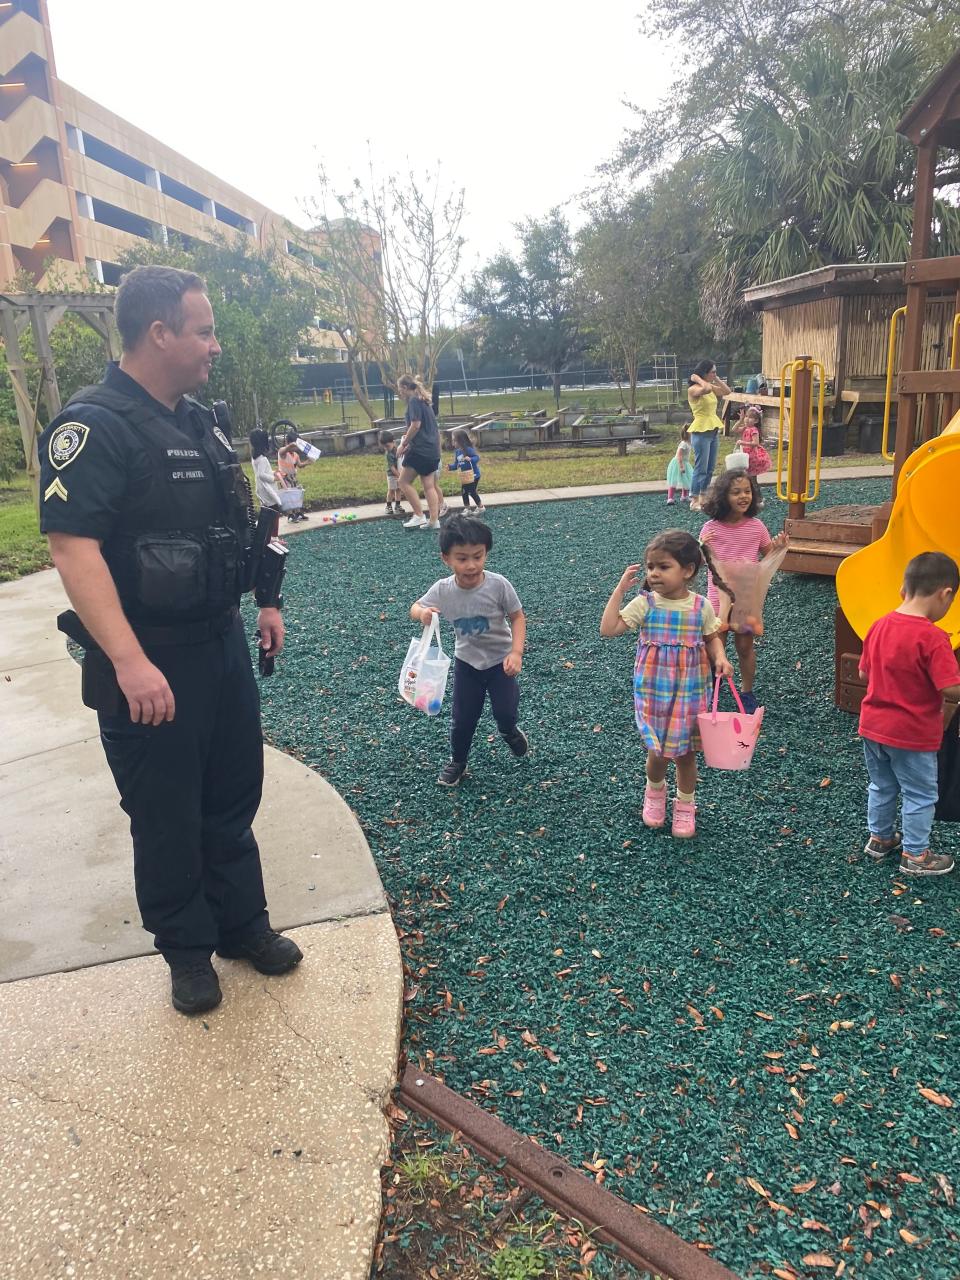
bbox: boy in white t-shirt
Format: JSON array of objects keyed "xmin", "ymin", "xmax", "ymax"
[{"xmin": 410, "ymin": 514, "xmax": 527, "ymax": 786}]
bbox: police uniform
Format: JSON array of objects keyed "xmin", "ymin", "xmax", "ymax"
[{"xmin": 39, "ymin": 363, "xmax": 270, "ymax": 963}]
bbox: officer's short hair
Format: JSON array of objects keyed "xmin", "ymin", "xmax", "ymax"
[{"xmin": 115, "ymin": 265, "xmax": 206, "ymax": 350}]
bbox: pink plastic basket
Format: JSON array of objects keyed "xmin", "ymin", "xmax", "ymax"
[{"xmin": 697, "ymin": 676, "xmax": 763, "ymax": 770}]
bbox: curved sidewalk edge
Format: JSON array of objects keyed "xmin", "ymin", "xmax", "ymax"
[
  {"xmin": 280, "ymin": 463, "xmax": 894, "ymax": 533},
  {"xmin": 0, "ymin": 568, "xmax": 403, "ymax": 1279}
]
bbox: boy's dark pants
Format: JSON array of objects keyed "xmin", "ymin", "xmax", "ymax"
[{"xmin": 451, "ymin": 657, "xmax": 519, "ymax": 762}]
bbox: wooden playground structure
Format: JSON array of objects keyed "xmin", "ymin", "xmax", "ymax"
[{"xmin": 759, "ymin": 50, "xmax": 960, "ymax": 707}]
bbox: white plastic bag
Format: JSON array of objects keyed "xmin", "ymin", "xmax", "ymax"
[
  {"xmin": 397, "ymin": 614, "xmax": 451, "ymax": 716},
  {"xmin": 277, "ymin": 486, "xmax": 304, "ymax": 511}
]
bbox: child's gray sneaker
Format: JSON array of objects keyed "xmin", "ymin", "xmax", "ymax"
[
  {"xmin": 864, "ymin": 833, "xmax": 902, "ymax": 861},
  {"xmin": 899, "ymin": 849, "xmax": 955, "ymax": 876}
]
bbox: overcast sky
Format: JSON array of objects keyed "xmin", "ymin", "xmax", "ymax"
[{"xmin": 46, "ymin": 1, "xmax": 676, "ymax": 273}]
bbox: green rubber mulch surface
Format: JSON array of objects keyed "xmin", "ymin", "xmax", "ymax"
[{"xmin": 254, "ymin": 478, "xmax": 959, "ymax": 1280}]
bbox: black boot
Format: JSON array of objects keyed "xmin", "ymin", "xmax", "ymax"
[
  {"xmin": 217, "ymin": 929, "xmax": 303, "ymax": 975},
  {"xmin": 169, "ymin": 958, "xmax": 222, "ymax": 1015}
]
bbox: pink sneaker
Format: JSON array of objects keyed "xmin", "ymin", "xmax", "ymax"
[
  {"xmin": 672, "ymin": 798, "xmax": 697, "ymax": 838},
  {"xmin": 642, "ymin": 785, "xmax": 667, "ymax": 829}
]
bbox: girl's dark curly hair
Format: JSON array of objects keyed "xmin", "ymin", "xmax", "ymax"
[
  {"xmin": 701, "ymin": 468, "xmax": 761, "ymax": 520},
  {"xmin": 642, "ymin": 529, "xmax": 736, "ymax": 602}
]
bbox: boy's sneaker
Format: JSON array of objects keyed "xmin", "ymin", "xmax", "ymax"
[
  {"xmin": 740, "ymin": 691, "xmax": 759, "ymax": 714},
  {"xmin": 864, "ymin": 832, "xmax": 902, "ymax": 861},
  {"xmin": 502, "ymin": 728, "xmax": 529, "ymax": 757},
  {"xmin": 393, "ymin": 502, "xmax": 406, "ymax": 515},
  {"xmin": 642, "ymin": 784, "xmax": 667, "ymax": 829},
  {"xmin": 384, "ymin": 503, "xmax": 394, "ymax": 515},
  {"xmin": 672, "ymin": 798, "xmax": 697, "ymax": 839},
  {"xmin": 899, "ymin": 849, "xmax": 955, "ymax": 876},
  {"xmin": 475, "ymin": 504, "xmax": 486, "ymax": 513},
  {"xmin": 422, "ymin": 520, "xmax": 441, "ymax": 530},
  {"xmin": 403, "ymin": 514, "xmax": 428, "ymax": 529},
  {"xmin": 437, "ymin": 761, "xmax": 467, "ymax": 787}
]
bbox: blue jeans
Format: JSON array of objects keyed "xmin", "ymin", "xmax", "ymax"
[
  {"xmin": 691, "ymin": 429, "xmax": 719, "ymax": 497},
  {"xmin": 862, "ymin": 738, "xmax": 938, "ymax": 855}
]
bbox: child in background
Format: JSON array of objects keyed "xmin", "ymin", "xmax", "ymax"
[
  {"xmin": 700, "ymin": 470, "xmax": 787, "ymax": 713},
  {"xmin": 737, "ymin": 406, "xmax": 772, "ymax": 506},
  {"xmin": 378, "ymin": 430, "xmax": 406, "ymax": 516},
  {"xmin": 448, "ymin": 429, "xmax": 485, "ymax": 512},
  {"xmin": 665, "ymin": 426, "xmax": 693, "ymax": 505},
  {"xmin": 859, "ymin": 551, "xmax": 960, "ymax": 877},
  {"xmin": 600, "ymin": 530, "xmax": 733, "ymax": 839},
  {"xmin": 277, "ymin": 427, "xmax": 311, "ymax": 523},
  {"xmin": 249, "ymin": 428, "xmax": 282, "ymax": 510},
  {"xmin": 411, "ymin": 514, "xmax": 527, "ymax": 787}
]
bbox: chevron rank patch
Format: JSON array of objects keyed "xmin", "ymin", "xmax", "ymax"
[
  {"xmin": 48, "ymin": 421, "xmax": 90, "ymax": 470},
  {"xmin": 44, "ymin": 476, "xmax": 69, "ymax": 502}
]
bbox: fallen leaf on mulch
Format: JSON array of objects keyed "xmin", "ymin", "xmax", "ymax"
[
  {"xmin": 802, "ymin": 1253, "xmax": 835, "ymax": 1269},
  {"xmin": 918, "ymin": 1085, "xmax": 953, "ymax": 1108}
]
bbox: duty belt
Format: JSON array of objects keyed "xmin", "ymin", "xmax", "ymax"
[{"xmin": 132, "ymin": 608, "xmax": 239, "ymax": 647}]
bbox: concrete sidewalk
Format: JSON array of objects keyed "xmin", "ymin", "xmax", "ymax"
[
  {"xmin": 0, "ymin": 570, "xmax": 402, "ymax": 1279},
  {"xmin": 280, "ymin": 463, "xmax": 894, "ymax": 532}
]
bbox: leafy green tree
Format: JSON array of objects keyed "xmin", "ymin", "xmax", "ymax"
[
  {"xmin": 464, "ymin": 210, "xmax": 584, "ymax": 406},
  {"xmin": 616, "ymin": 0, "xmax": 960, "ymax": 337},
  {"xmin": 578, "ymin": 166, "xmax": 724, "ymax": 405},
  {"xmin": 117, "ymin": 234, "xmax": 316, "ymax": 432}
]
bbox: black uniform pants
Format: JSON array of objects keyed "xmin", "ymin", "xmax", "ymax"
[{"xmin": 98, "ymin": 614, "xmax": 268, "ymax": 962}]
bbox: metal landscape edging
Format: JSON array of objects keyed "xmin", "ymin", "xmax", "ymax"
[{"xmin": 398, "ymin": 1065, "xmax": 740, "ymax": 1280}]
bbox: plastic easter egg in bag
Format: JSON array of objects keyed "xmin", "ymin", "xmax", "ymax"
[{"xmin": 714, "ymin": 545, "xmax": 788, "ymax": 635}]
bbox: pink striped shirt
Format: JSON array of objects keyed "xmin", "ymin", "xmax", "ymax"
[{"xmin": 700, "ymin": 517, "xmax": 771, "ymax": 608}]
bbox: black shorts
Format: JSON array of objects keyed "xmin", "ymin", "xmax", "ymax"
[{"xmin": 402, "ymin": 452, "xmax": 441, "ymax": 477}]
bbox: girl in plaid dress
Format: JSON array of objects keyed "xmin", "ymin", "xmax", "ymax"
[{"xmin": 600, "ymin": 531, "xmax": 733, "ymax": 838}]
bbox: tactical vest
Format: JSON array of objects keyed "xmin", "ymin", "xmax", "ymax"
[{"xmin": 65, "ymin": 383, "xmax": 255, "ymax": 623}]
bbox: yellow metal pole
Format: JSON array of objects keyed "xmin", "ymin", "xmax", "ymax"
[
  {"xmin": 881, "ymin": 306, "xmax": 905, "ymax": 462},
  {"xmin": 788, "ymin": 356, "xmax": 814, "ymax": 523}
]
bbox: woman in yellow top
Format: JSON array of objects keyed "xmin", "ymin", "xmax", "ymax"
[{"xmin": 686, "ymin": 359, "xmax": 731, "ymax": 512}]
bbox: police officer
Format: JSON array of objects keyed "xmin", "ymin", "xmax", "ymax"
[{"xmin": 39, "ymin": 265, "xmax": 302, "ymax": 1015}]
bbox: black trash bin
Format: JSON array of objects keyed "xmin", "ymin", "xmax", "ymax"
[
  {"xmin": 814, "ymin": 422, "xmax": 848, "ymax": 457},
  {"xmin": 857, "ymin": 415, "xmax": 885, "ymax": 453}
]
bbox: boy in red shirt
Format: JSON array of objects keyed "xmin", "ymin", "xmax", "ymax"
[{"xmin": 859, "ymin": 551, "xmax": 960, "ymax": 876}]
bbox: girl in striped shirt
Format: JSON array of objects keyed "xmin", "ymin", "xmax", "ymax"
[{"xmin": 700, "ymin": 469, "xmax": 788, "ymax": 713}]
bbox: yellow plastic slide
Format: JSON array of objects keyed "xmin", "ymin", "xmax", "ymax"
[{"xmin": 836, "ymin": 413, "xmax": 960, "ymax": 646}]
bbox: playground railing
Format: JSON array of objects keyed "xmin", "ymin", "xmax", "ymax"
[
  {"xmin": 881, "ymin": 306, "xmax": 907, "ymax": 462},
  {"xmin": 776, "ymin": 356, "xmax": 825, "ymax": 508}
]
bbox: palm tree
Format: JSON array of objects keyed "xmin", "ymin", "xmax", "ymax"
[{"xmin": 702, "ymin": 37, "xmax": 960, "ymax": 336}]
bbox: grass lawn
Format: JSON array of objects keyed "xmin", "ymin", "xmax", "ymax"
[
  {"xmin": 256, "ymin": 476, "xmax": 959, "ymax": 1279},
  {"xmin": 0, "ymin": 473, "xmax": 51, "ymax": 581},
  {"xmin": 0, "ymin": 444, "xmax": 888, "ymax": 583}
]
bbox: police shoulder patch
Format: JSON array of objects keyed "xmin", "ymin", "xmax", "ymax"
[{"xmin": 48, "ymin": 421, "xmax": 91, "ymax": 471}]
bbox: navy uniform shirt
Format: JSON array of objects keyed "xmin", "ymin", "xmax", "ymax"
[{"xmin": 38, "ymin": 363, "xmax": 205, "ymax": 541}]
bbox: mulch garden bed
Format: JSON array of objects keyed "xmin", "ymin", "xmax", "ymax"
[{"xmin": 256, "ymin": 477, "xmax": 959, "ymax": 1279}]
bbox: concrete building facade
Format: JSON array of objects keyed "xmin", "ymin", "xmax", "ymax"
[{"xmin": 0, "ymin": 0, "xmax": 348, "ymax": 358}]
